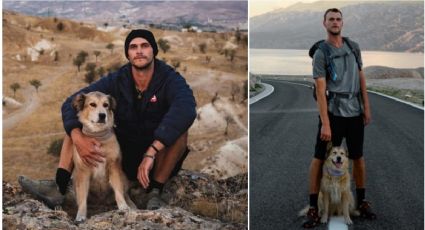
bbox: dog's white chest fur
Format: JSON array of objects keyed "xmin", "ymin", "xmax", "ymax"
[
  {"xmin": 91, "ymin": 162, "xmax": 107, "ymax": 180},
  {"xmin": 327, "ymin": 178, "xmax": 343, "ymax": 204}
]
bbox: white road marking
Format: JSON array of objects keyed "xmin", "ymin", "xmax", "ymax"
[
  {"xmin": 328, "ymin": 216, "xmax": 348, "ymax": 230},
  {"xmin": 249, "ymin": 83, "xmax": 274, "ymax": 104}
]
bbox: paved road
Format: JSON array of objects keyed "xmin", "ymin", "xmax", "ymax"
[{"xmin": 250, "ymin": 80, "xmax": 424, "ymax": 229}]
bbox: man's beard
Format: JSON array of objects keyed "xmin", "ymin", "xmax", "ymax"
[
  {"xmin": 132, "ymin": 58, "xmax": 154, "ymax": 71},
  {"xmin": 327, "ymin": 28, "xmax": 341, "ymax": 36}
]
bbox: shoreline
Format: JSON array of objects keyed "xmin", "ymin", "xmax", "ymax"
[{"xmin": 252, "ymin": 74, "xmax": 424, "ymax": 107}]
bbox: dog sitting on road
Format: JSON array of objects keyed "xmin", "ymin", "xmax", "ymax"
[
  {"xmin": 72, "ymin": 91, "xmax": 135, "ymax": 222},
  {"xmin": 300, "ymin": 143, "xmax": 358, "ymax": 225},
  {"xmin": 318, "ymin": 143, "xmax": 358, "ymax": 224}
]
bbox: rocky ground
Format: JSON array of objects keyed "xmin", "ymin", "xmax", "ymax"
[{"xmin": 3, "ymin": 170, "xmax": 247, "ymax": 229}]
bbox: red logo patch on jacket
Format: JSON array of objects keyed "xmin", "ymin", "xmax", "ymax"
[{"xmin": 150, "ymin": 95, "xmax": 157, "ymax": 103}]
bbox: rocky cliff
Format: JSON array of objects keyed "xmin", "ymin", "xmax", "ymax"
[{"xmin": 3, "ymin": 170, "xmax": 247, "ymax": 229}]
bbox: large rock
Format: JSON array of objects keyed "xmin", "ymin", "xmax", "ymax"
[{"xmin": 3, "ymin": 170, "xmax": 247, "ymax": 229}]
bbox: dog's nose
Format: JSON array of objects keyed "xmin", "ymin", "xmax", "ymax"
[
  {"xmin": 336, "ymin": 156, "xmax": 341, "ymax": 162},
  {"xmin": 98, "ymin": 113, "xmax": 106, "ymax": 122}
]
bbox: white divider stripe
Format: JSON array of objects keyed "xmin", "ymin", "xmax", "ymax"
[
  {"xmin": 249, "ymin": 83, "xmax": 274, "ymax": 104},
  {"xmin": 328, "ymin": 216, "xmax": 348, "ymax": 230}
]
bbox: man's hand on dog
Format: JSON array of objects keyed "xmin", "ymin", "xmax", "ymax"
[
  {"xmin": 71, "ymin": 129, "xmax": 105, "ymax": 167},
  {"xmin": 138, "ymin": 157, "xmax": 154, "ymax": 189}
]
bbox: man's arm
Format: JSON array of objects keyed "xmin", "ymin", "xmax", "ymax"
[
  {"xmin": 359, "ymin": 70, "xmax": 371, "ymax": 125},
  {"xmin": 315, "ymin": 77, "xmax": 331, "ymax": 141},
  {"xmin": 138, "ymin": 71, "xmax": 196, "ymax": 189}
]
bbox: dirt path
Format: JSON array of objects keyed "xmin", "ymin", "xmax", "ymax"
[
  {"xmin": 3, "ymin": 87, "xmax": 40, "ymax": 131},
  {"xmin": 3, "ymin": 67, "xmax": 71, "ymax": 131}
]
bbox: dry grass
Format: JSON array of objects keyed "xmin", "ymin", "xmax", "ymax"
[{"xmin": 3, "ymin": 11, "xmax": 247, "ymax": 184}]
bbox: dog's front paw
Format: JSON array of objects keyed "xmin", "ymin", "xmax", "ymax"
[
  {"xmin": 320, "ymin": 215, "xmax": 328, "ymax": 224},
  {"xmin": 344, "ymin": 216, "xmax": 353, "ymax": 225},
  {"xmin": 75, "ymin": 215, "xmax": 86, "ymax": 224},
  {"xmin": 117, "ymin": 203, "xmax": 130, "ymax": 211}
]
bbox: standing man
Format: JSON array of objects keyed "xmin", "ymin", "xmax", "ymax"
[
  {"xmin": 20, "ymin": 29, "xmax": 197, "ymax": 210},
  {"xmin": 302, "ymin": 8, "xmax": 376, "ymax": 228}
]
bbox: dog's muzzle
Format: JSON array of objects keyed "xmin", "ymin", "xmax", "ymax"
[
  {"xmin": 98, "ymin": 113, "xmax": 106, "ymax": 123},
  {"xmin": 332, "ymin": 157, "xmax": 343, "ymax": 168}
]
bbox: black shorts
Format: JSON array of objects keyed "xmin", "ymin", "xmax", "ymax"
[{"xmin": 314, "ymin": 113, "xmax": 364, "ymax": 160}]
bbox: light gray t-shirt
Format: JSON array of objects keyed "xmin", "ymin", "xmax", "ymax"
[{"xmin": 312, "ymin": 41, "xmax": 363, "ymax": 117}]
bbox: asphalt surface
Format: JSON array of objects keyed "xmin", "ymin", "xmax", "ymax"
[{"xmin": 249, "ymin": 80, "xmax": 424, "ymax": 230}]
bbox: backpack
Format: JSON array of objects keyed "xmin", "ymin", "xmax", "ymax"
[{"xmin": 309, "ymin": 37, "xmax": 361, "ymax": 100}]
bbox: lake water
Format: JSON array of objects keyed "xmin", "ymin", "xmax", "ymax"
[{"xmin": 250, "ymin": 49, "xmax": 424, "ymax": 76}]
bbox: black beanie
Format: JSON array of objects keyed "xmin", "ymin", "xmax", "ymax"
[{"xmin": 124, "ymin": 29, "xmax": 158, "ymax": 59}]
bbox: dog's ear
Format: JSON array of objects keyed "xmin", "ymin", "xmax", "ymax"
[
  {"xmin": 72, "ymin": 94, "xmax": 86, "ymax": 112},
  {"xmin": 108, "ymin": 95, "xmax": 116, "ymax": 111}
]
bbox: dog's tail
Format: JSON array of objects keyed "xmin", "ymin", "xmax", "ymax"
[{"xmin": 298, "ymin": 205, "xmax": 310, "ymax": 217}]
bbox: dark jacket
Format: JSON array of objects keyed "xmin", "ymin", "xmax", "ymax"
[{"xmin": 61, "ymin": 59, "xmax": 197, "ymax": 179}]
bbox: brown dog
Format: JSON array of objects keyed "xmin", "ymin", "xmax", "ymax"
[
  {"xmin": 318, "ymin": 143, "xmax": 358, "ymax": 225},
  {"xmin": 72, "ymin": 91, "xmax": 135, "ymax": 222}
]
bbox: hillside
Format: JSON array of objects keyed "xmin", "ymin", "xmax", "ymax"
[
  {"xmin": 3, "ymin": 10, "xmax": 248, "ymax": 226},
  {"xmin": 250, "ymin": 1, "xmax": 424, "ymax": 52},
  {"xmin": 3, "ymin": 1, "xmax": 248, "ymax": 31}
]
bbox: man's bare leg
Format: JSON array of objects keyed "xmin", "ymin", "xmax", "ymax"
[
  {"xmin": 152, "ymin": 132, "xmax": 188, "ymax": 183},
  {"xmin": 58, "ymin": 135, "xmax": 75, "ymax": 172},
  {"xmin": 56, "ymin": 135, "xmax": 75, "ymax": 194}
]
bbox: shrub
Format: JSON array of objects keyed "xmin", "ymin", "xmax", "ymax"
[
  {"xmin": 57, "ymin": 22, "xmax": 64, "ymax": 31},
  {"xmin": 158, "ymin": 39, "xmax": 171, "ymax": 53},
  {"xmin": 199, "ymin": 42, "xmax": 207, "ymax": 54},
  {"xmin": 48, "ymin": 138, "xmax": 63, "ymax": 157}
]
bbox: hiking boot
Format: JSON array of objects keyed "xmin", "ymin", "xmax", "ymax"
[
  {"xmin": 146, "ymin": 188, "xmax": 166, "ymax": 210},
  {"xmin": 302, "ymin": 207, "xmax": 320, "ymax": 228},
  {"xmin": 18, "ymin": 175, "xmax": 64, "ymax": 209},
  {"xmin": 358, "ymin": 200, "xmax": 377, "ymax": 220}
]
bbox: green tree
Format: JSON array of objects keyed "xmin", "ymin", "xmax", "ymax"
[
  {"xmin": 29, "ymin": 79, "xmax": 42, "ymax": 93},
  {"xmin": 10, "ymin": 83, "xmax": 21, "ymax": 98},
  {"xmin": 77, "ymin": 51, "xmax": 89, "ymax": 62},
  {"xmin": 84, "ymin": 70, "xmax": 96, "ymax": 84},
  {"xmin": 93, "ymin": 50, "xmax": 101, "ymax": 63},
  {"xmin": 97, "ymin": 66, "xmax": 105, "ymax": 77},
  {"xmin": 73, "ymin": 51, "xmax": 89, "ymax": 72},
  {"xmin": 158, "ymin": 39, "xmax": 170, "ymax": 53},
  {"xmin": 73, "ymin": 56, "xmax": 84, "ymax": 72},
  {"xmin": 85, "ymin": 62, "xmax": 96, "ymax": 72},
  {"xmin": 106, "ymin": 43, "xmax": 114, "ymax": 54}
]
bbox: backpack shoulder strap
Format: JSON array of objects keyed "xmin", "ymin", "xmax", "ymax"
[
  {"xmin": 308, "ymin": 40, "xmax": 324, "ymax": 58},
  {"xmin": 342, "ymin": 37, "xmax": 362, "ymax": 70}
]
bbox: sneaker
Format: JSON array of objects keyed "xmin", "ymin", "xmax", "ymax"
[
  {"xmin": 358, "ymin": 200, "xmax": 377, "ymax": 220},
  {"xmin": 146, "ymin": 188, "xmax": 166, "ymax": 210},
  {"xmin": 302, "ymin": 207, "xmax": 320, "ymax": 228},
  {"xmin": 18, "ymin": 175, "xmax": 64, "ymax": 209}
]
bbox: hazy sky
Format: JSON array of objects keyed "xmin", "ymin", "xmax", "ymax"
[
  {"xmin": 250, "ymin": 0, "xmax": 316, "ymax": 17},
  {"xmin": 250, "ymin": 0, "xmax": 420, "ymax": 17}
]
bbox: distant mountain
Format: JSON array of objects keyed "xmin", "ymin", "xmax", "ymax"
[
  {"xmin": 3, "ymin": 1, "xmax": 247, "ymax": 31},
  {"xmin": 250, "ymin": 1, "xmax": 423, "ymax": 52}
]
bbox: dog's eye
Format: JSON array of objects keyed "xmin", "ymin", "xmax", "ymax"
[
  {"xmin": 333, "ymin": 151, "xmax": 337, "ymax": 155},
  {"xmin": 103, "ymin": 103, "xmax": 109, "ymax": 108},
  {"xmin": 89, "ymin": 103, "xmax": 96, "ymax": 108}
]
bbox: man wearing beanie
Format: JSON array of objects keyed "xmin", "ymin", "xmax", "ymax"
[{"xmin": 19, "ymin": 29, "xmax": 197, "ymax": 211}]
